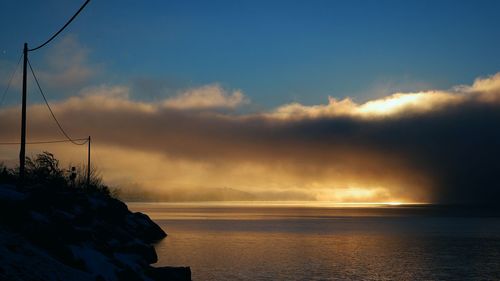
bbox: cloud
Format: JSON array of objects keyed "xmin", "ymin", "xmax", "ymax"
[
  {"xmin": 459, "ymin": 73, "xmax": 500, "ymax": 102},
  {"xmin": 270, "ymin": 90, "xmax": 464, "ymax": 119},
  {"xmin": 163, "ymin": 84, "xmax": 248, "ymax": 109},
  {"xmin": 0, "ymin": 35, "xmax": 99, "ymax": 98},
  {"xmin": 2, "ymin": 73, "xmax": 500, "ymax": 204},
  {"xmin": 0, "ymin": 35, "xmax": 99, "ymax": 106},
  {"xmin": 42, "ymin": 35, "xmax": 94, "ymax": 85}
]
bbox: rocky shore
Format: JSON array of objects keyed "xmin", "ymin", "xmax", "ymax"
[{"xmin": 0, "ymin": 183, "xmax": 191, "ymax": 281}]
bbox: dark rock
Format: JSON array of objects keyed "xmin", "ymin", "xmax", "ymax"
[
  {"xmin": 147, "ymin": 266, "xmax": 192, "ymax": 281},
  {"xmin": 127, "ymin": 212, "xmax": 167, "ymax": 241},
  {"xmin": 122, "ymin": 241, "xmax": 158, "ymax": 264},
  {"xmin": 0, "ymin": 184, "xmax": 191, "ymax": 281}
]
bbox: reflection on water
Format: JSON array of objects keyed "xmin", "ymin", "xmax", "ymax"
[{"xmin": 128, "ymin": 202, "xmax": 500, "ymax": 281}]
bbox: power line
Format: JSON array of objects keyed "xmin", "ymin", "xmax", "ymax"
[
  {"xmin": 28, "ymin": 0, "xmax": 91, "ymax": 52},
  {"xmin": 0, "ymin": 53, "xmax": 23, "ymax": 105},
  {"xmin": 0, "ymin": 138, "xmax": 89, "ymax": 145},
  {"xmin": 27, "ymin": 58, "xmax": 88, "ymax": 145}
]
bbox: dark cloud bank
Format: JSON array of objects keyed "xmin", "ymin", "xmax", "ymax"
[{"xmin": 2, "ymin": 76, "xmax": 500, "ymax": 205}]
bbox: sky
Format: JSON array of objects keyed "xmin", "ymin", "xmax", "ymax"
[
  {"xmin": 1, "ymin": 0, "xmax": 500, "ymax": 204},
  {"xmin": 2, "ymin": 0, "xmax": 500, "ymax": 106}
]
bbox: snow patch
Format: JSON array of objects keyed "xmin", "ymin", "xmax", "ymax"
[
  {"xmin": 114, "ymin": 252, "xmax": 142, "ymax": 272},
  {"xmin": 30, "ymin": 211, "xmax": 50, "ymax": 224},
  {"xmin": 0, "ymin": 185, "xmax": 26, "ymax": 201},
  {"xmin": 69, "ymin": 244, "xmax": 118, "ymax": 281},
  {"xmin": 88, "ymin": 196, "xmax": 107, "ymax": 209}
]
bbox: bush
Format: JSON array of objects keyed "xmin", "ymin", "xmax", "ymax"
[
  {"xmin": 1, "ymin": 151, "xmax": 115, "ymax": 197},
  {"xmin": 0, "ymin": 163, "xmax": 16, "ymax": 184},
  {"xmin": 25, "ymin": 152, "xmax": 66, "ymax": 188},
  {"xmin": 69, "ymin": 164, "xmax": 115, "ymax": 197}
]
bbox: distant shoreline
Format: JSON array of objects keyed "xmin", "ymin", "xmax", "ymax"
[
  {"xmin": 126, "ymin": 200, "xmax": 430, "ymax": 207},
  {"xmin": 127, "ymin": 201, "xmax": 500, "ymax": 218}
]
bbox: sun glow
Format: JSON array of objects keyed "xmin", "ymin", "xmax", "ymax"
[
  {"xmin": 358, "ymin": 93, "xmax": 425, "ymax": 115},
  {"xmin": 356, "ymin": 91, "xmax": 462, "ymax": 116},
  {"xmin": 316, "ymin": 186, "xmax": 399, "ymax": 203},
  {"xmin": 140, "ymin": 201, "xmax": 429, "ymax": 208},
  {"xmin": 270, "ymin": 89, "xmax": 464, "ymax": 120},
  {"xmin": 386, "ymin": 202, "xmax": 403, "ymax": 206}
]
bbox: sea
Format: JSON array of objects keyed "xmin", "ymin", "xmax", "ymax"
[{"xmin": 127, "ymin": 202, "xmax": 500, "ymax": 281}]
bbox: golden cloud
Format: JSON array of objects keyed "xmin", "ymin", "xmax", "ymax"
[
  {"xmin": 2, "ymin": 73, "xmax": 500, "ymax": 204},
  {"xmin": 163, "ymin": 84, "xmax": 248, "ymax": 109}
]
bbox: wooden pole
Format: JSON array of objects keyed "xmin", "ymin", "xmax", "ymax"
[
  {"xmin": 87, "ymin": 136, "xmax": 91, "ymax": 186},
  {"xmin": 19, "ymin": 43, "xmax": 28, "ymax": 181}
]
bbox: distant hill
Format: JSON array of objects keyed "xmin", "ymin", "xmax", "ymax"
[
  {"xmin": 119, "ymin": 186, "xmax": 256, "ymax": 202},
  {"xmin": 118, "ymin": 185, "xmax": 316, "ymax": 202}
]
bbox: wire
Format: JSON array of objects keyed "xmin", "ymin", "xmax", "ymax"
[
  {"xmin": 27, "ymin": 58, "xmax": 88, "ymax": 145},
  {"xmin": 0, "ymin": 53, "xmax": 23, "ymax": 105},
  {"xmin": 28, "ymin": 0, "xmax": 91, "ymax": 52},
  {"xmin": 0, "ymin": 138, "xmax": 88, "ymax": 145}
]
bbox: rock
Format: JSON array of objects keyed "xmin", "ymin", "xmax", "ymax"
[
  {"xmin": 122, "ymin": 240, "xmax": 158, "ymax": 264},
  {"xmin": 0, "ymin": 184, "xmax": 26, "ymax": 201},
  {"xmin": 147, "ymin": 266, "xmax": 192, "ymax": 281},
  {"xmin": 0, "ymin": 185, "xmax": 191, "ymax": 281},
  {"xmin": 127, "ymin": 212, "xmax": 167, "ymax": 241}
]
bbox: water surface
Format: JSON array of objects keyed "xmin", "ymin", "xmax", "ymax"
[{"xmin": 128, "ymin": 202, "xmax": 500, "ymax": 280}]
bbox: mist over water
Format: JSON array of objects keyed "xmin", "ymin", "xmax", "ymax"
[{"xmin": 129, "ymin": 202, "xmax": 500, "ymax": 280}]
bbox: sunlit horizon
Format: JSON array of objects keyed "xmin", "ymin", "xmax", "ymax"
[{"xmin": 127, "ymin": 200, "xmax": 430, "ymax": 208}]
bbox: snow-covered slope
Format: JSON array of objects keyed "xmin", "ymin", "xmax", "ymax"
[{"xmin": 0, "ymin": 184, "xmax": 191, "ymax": 281}]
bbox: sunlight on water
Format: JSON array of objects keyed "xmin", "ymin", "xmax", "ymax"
[
  {"xmin": 129, "ymin": 201, "xmax": 427, "ymax": 207},
  {"xmin": 128, "ymin": 202, "xmax": 500, "ymax": 281}
]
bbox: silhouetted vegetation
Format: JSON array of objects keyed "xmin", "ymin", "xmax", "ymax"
[
  {"xmin": 0, "ymin": 151, "xmax": 116, "ymax": 197},
  {"xmin": 0, "ymin": 154, "xmax": 188, "ymax": 281}
]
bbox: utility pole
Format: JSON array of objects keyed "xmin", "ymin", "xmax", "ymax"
[
  {"xmin": 17, "ymin": 0, "xmax": 91, "ymax": 183},
  {"xmin": 19, "ymin": 43, "xmax": 28, "ymax": 181},
  {"xmin": 87, "ymin": 136, "xmax": 91, "ymax": 186}
]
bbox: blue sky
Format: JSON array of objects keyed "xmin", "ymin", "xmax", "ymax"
[
  {"xmin": 1, "ymin": 0, "xmax": 500, "ymax": 108},
  {"xmin": 2, "ymin": 1, "xmax": 500, "ymax": 203}
]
